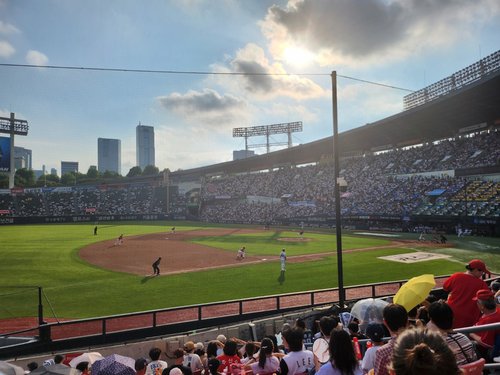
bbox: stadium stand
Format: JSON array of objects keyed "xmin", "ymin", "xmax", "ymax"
[{"xmin": 0, "ymin": 130, "xmax": 499, "ymax": 234}]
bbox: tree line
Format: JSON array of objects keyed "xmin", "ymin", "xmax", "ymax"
[{"xmin": 0, "ymin": 165, "xmax": 161, "ymax": 188}]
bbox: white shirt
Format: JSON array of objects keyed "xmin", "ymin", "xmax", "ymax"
[
  {"xmin": 280, "ymin": 350, "xmax": 314, "ymax": 375},
  {"xmin": 183, "ymin": 353, "xmax": 203, "ymax": 372},
  {"xmin": 361, "ymin": 346, "xmax": 379, "ymax": 374},
  {"xmin": 146, "ymin": 360, "xmax": 169, "ymax": 375}
]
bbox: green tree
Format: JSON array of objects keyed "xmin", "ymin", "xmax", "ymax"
[
  {"xmin": 36, "ymin": 173, "xmax": 60, "ymax": 187},
  {"xmin": 102, "ymin": 170, "xmax": 120, "ymax": 179},
  {"xmin": 127, "ymin": 166, "xmax": 142, "ymax": 177},
  {"xmin": 61, "ymin": 172, "xmax": 76, "ymax": 186},
  {"xmin": 0, "ymin": 173, "xmax": 8, "ymax": 189},
  {"xmin": 14, "ymin": 168, "xmax": 35, "ymax": 187},
  {"xmin": 142, "ymin": 165, "xmax": 159, "ymax": 176},
  {"xmin": 86, "ymin": 166, "xmax": 99, "ymax": 179}
]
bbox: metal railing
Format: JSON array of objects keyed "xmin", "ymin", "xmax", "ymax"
[
  {"xmin": 0, "ymin": 276, "xmax": 452, "ymax": 358},
  {"xmin": 1, "ymin": 275, "xmax": 498, "ymax": 360}
]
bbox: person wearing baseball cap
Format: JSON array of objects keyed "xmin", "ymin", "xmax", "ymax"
[
  {"xmin": 443, "ymin": 259, "xmax": 490, "ymax": 328},
  {"xmin": 183, "ymin": 341, "xmax": 204, "ymax": 373},
  {"xmin": 466, "ymin": 259, "xmax": 491, "ymax": 275},
  {"xmin": 469, "ymin": 289, "xmax": 500, "ymax": 360}
]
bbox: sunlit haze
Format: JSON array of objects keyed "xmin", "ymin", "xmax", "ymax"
[{"xmin": 0, "ymin": 0, "xmax": 499, "ymax": 175}]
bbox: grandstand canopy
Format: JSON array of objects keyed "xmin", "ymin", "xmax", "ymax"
[{"xmin": 172, "ymin": 68, "xmax": 500, "ymax": 180}]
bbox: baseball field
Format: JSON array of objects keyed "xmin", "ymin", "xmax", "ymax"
[{"xmin": 0, "ymin": 221, "xmax": 499, "ymax": 323}]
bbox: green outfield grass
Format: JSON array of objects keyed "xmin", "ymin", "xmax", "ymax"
[
  {"xmin": 0, "ymin": 222, "xmax": 498, "ymax": 320},
  {"xmin": 190, "ymin": 230, "xmax": 391, "ymax": 255}
]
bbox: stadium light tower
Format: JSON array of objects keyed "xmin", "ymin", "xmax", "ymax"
[
  {"xmin": 0, "ymin": 112, "xmax": 29, "ymax": 188},
  {"xmin": 331, "ymin": 71, "xmax": 345, "ymax": 310},
  {"xmin": 233, "ymin": 121, "xmax": 303, "ymax": 154}
]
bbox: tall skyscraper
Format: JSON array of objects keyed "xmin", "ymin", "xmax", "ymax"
[
  {"xmin": 98, "ymin": 138, "xmax": 121, "ymax": 174},
  {"xmin": 136, "ymin": 124, "xmax": 155, "ymax": 169}
]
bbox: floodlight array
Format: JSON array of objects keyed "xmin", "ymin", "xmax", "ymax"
[
  {"xmin": 0, "ymin": 116, "xmax": 29, "ymax": 136},
  {"xmin": 233, "ymin": 121, "xmax": 302, "ymax": 137}
]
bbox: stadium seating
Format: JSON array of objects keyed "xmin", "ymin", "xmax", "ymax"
[{"xmin": 0, "ymin": 130, "xmax": 499, "ymax": 227}]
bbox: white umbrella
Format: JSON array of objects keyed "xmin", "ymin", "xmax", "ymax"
[
  {"xmin": 0, "ymin": 361, "xmax": 25, "ymax": 375},
  {"xmin": 69, "ymin": 352, "xmax": 104, "ymax": 368},
  {"xmin": 350, "ymin": 298, "xmax": 388, "ymax": 332},
  {"xmin": 351, "ymin": 298, "xmax": 388, "ymax": 321}
]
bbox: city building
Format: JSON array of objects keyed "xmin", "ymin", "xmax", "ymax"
[
  {"xmin": 98, "ymin": 138, "xmax": 121, "ymax": 174},
  {"xmin": 136, "ymin": 124, "xmax": 155, "ymax": 169},
  {"xmin": 50, "ymin": 168, "xmax": 57, "ymax": 176},
  {"xmin": 14, "ymin": 146, "xmax": 32, "ymax": 170},
  {"xmin": 61, "ymin": 161, "xmax": 79, "ymax": 176}
]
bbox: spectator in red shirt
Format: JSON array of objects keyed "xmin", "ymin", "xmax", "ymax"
[
  {"xmin": 216, "ymin": 340, "xmax": 241, "ymax": 373},
  {"xmin": 443, "ymin": 259, "xmax": 490, "ymax": 328},
  {"xmin": 469, "ymin": 289, "xmax": 500, "ymax": 361}
]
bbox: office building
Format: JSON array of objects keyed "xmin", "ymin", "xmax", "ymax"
[
  {"xmin": 61, "ymin": 161, "xmax": 79, "ymax": 176},
  {"xmin": 98, "ymin": 138, "xmax": 121, "ymax": 174},
  {"xmin": 14, "ymin": 146, "xmax": 32, "ymax": 170},
  {"xmin": 136, "ymin": 124, "xmax": 155, "ymax": 169}
]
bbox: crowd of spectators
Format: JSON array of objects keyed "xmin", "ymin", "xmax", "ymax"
[
  {"xmin": 200, "ymin": 130, "xmax": 500, "ymax": 224},
  {"xmin": 15, "ymin": 268, "xmax": 499, "ymax": 375},
  {"xmin": 0, "ymin": 184, "xmax": 171, "ymax": 217},
  {"xmin": 0, "ymin": 130, "xmax": 499, "ymax": 222}
]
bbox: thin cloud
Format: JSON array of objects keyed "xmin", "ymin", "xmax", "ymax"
[
  {"xmin": 0, "ymin": 40, "xmax": 14, "ymax": 58},
  {"xmin": 155, "ymin": 125, "xmax": 231, "ymax": 170},
  {"xmin": 26, "ymin": 50, "xmax": 49, "ymax": 65},
  {"xmin": 0, "ymin": 20, "xmax": 20, "ymax": 34}
]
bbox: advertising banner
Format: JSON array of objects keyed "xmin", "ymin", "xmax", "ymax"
[{"xmin": 0, "ymin": 136, "xmax": 11, "ymax": 172}]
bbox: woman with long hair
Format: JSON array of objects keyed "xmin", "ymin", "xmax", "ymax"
[
  {"xmin": 245, "ymin": 337, "xmax": 280, "ymax": 374},
  {"xmin": 316, "ymin": 329, "xmax": 362, "ymax": 375}
]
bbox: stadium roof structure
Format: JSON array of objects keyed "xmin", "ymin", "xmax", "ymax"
[{"xmin": 172, "ymin": 67, "xmax": 500, "ymax": 180}]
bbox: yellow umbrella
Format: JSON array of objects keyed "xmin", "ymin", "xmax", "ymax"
[{"xmin": 393, "ymin": 274, "xmax": 435, "ymax": 312}]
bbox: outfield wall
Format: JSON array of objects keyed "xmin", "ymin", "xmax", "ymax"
[
  {"xmin": 0, "ymin": 213, "xmax": 173, "ymax": 225},
  {"xmin": 1, "ymin": 213, "xmax": 498, "ymax": 235}
]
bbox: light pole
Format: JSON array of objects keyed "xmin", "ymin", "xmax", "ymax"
[{"xmin": 331, "ymin": 71, "xmax": 345, "ymax": 309}]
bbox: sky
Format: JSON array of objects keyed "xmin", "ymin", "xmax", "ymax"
[{"xmin": 0, "ymin": 0, "xmax": 499, "ymax": 175}]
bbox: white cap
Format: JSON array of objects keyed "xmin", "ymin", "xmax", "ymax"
[
  {"xmin": 195, "ymin": 342, "xmax": 204, "ymax": 350},
  {"xmin": 216, "ymin": 334, "xmax": 226, "ymax": 343}
]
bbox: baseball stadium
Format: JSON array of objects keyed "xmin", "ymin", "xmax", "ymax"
[{"xmin": 1, "ymin": 50, "xmax": 500, "ymax": 373}]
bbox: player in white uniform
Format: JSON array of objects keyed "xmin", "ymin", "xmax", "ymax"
[{"xmin": 280, "ymin": 248, "xmax": 287, "ymax": 271}]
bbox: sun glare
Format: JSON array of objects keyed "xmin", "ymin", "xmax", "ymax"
[{"xmin": 283, "ymin": 46, "xmax": 315, "ymax": 67}]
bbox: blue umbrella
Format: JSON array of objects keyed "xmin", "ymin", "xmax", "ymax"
[{"xmin": 91, "ymin": 354, "xmax": 136, "ymax": 375}]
